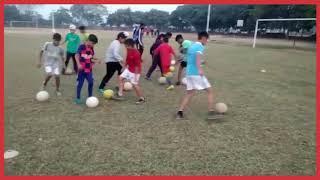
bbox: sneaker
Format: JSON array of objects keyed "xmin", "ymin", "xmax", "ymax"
[
  {"xmin": 145, "ymin": 76, "xmax": 152, "ymax": 81},
  {"xmin": 98, "ymin": 88, "xmax": 105, "ymax": 94},
  {"xmin": 135, "ymin": 97, "xmax": 145, "ymax": 104},
  {"xmin": 176, "ymin": 81, "xmax": 181, "ymax": 86},
  {"xmin": 56, "ymin": 91, "xmax": 62, "ymax": 96},
  {"xmin": 207, "ymin": 111, "xmax": 224, "ymax": 120},
  {"xmin": 176, "ymin": 111, "xmax": 185, "ymax": 120},
  {"xmin": 166, "ymin": 85, "xmax": 175, "ymax": 90},
  {"xmin": 74, "ymin": 98, "xmax": 82, "ymax": 105}
]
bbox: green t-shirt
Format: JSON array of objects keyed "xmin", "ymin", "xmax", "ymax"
[
  {"xmin": 181, "ymin": 40, "xmax": 192, "ymax": 62},
  {"xmin": 80, "ymin": 33, "xmax": 89, "ymax": 43},
  {"xmin": 65, "ymin": 33, "xmax": 80, "ymax": 53}
]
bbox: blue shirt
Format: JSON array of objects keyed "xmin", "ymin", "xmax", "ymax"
[{"xmin": 186, "ymin": 42, "xmax": 204, "ymax": 76}]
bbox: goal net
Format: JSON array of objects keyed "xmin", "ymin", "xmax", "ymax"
[
  {"xmin": 9, "ymin": 21, "xmax": 37, "ymax": 28},
  {"xmin": 252, "ymin": 18, "xmax": 316, "ymax": 49}
]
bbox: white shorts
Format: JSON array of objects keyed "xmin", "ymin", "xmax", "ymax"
[
  {"xmin": 45, "ymin": 65, "xmax": 60, "ymax": 75},
  {"xmin": 120, "ymin": 69, "xmax": 140, "ymax": 85},
  {"xmin": 186, "ymin": 75, "xmax": 211, "ymax": 91}
]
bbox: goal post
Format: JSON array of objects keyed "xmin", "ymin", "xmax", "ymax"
[
  {"xmin": 9, "ymin": 21, "xmax": 36, "ymax": 28},
  {"xmin": 253, "ymin": 18, "xmax": 316, "ymax": 48}
]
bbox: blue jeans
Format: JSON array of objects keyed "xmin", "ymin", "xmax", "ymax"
[{"xmin": 76, "ymin": 71, "xmax": 94, "ymax": 99}]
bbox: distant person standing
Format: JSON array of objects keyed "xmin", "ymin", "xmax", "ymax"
[
  {"xmin": 150, "ymin": 28, "xmax": 154, "ymax": 37},
  {"xmin": 79, "ymin": 26, "xmax": 89, "ymax": 43},
  {"xmin": 133, "ymin": 23, "xmax": 145, "ymax": 55},
  {"xmin": 62, "ymin": 24, "xmax": 80, "ymax": 74}
]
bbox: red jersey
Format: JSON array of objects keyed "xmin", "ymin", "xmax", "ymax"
[
  {"xmin": 154, "ymin": 43, "xmax": 175, "ymax": 74},
  {"xmin": 126, "ymin": 48, "xmax": 142, "ymax": 73}
]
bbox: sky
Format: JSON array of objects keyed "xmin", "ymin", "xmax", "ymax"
[{"xmin": 34, "ymin": 4, "xmax": 181, "ymax": 19}]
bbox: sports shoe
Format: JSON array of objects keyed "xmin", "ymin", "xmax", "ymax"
[
  {"xmin": 56, "ymin": 91, "xmax": 62, "ymax": 96},
  {"xmin": 176, "ymin": 81, "xmax": 181, "ymax": 86},
  {"xmin": 135, "ymin": 97, "xmax": 145, "ymax": 104},
  {"xmin": 74, "ymin": 98, "xmax": 82, "ymax": 105},
  {"xmin": 176, "ymin": 111, "xmax": 185, "ymax": 120},
  {"xmin": 166, "ymin": 85, "xmax": 174, "ymax": 90},
  {"xmin": 145, "ymin": 76, "xmax": 152, "ymax": 81},
  {"xmin": 98, "ymin": 88, "xmax": 104, "ymax": 94},
  {"xmin": 207, "ymin": 111, "xmax": 224, "ymax": 120}
]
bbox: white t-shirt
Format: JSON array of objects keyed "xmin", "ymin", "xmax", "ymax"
[
  {"xmin": 105, "ymin": 40, "xmax": 123, "ymax": 63},
  {"xmin": 42, "ymin": 42, "xmax": 64, "ymax": 66}
]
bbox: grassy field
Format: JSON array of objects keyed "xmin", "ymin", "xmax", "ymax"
[{"xmin": 4, "ymin": 28, "xmax": 316, "ymax": 175}]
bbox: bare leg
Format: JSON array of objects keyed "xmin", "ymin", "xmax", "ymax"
[
  {"xmin": 178, "ymin": 90, "xmax": 195, "ymax": 111},
  {"xmin": 177, "ymin": 64, "xmax": 183, "ymax": 83},
  {"xmin": 55, "ymin": 76, "xmax": 60, "ymax": 91},
  {"xmin": 133, "ymin": 84, "xmax": 143, "ymax": 98},
  {"xmin": 118, "ymin": 76, "xmax": 124, "ymax": 96},
  {"xmin": 43, "ymin": 75, "xmax": 52, "ymax": 86},
  {"xmin": 206, "ymin": 87, "xmax": 214, "ymax": 112}
]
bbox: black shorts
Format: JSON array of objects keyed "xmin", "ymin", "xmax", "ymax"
[
  {"xmin": 180, "ymin": 61, "xmax": 187, "ymax": 68},
  {"xmin": 107, "ymin": 62, "xmax": 122, "ymax": 75}
]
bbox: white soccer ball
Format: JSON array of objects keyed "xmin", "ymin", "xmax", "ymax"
[
  {"xmin": 261, "ymin": 69, "xmax": 266, "ymax": 73},
  {"xmin": 124, "ymin": 82, "xmax": 133, "ymax": 91},
  {"xmin": 158, "ymin": 77, "xmax": 167, "ymax": 84},
  {"xmin": 171, "ymin": 60, "xmax": 176, "ymax": 65},
  {"xmin": 215, "ymin": 102, "xmax": 228, "ymax": 113},
  {"xmin": 181, "ymin": 77, "xmax": 187, "ymax": 85},
  {"xmin": 86, "ymin": 97, "xmax": 99, "ymax": 108},
  {"xmin": 36, "ymin": 91, "xmax": 49, "ymax": 102}
]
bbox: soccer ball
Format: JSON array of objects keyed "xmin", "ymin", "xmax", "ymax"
[
  {"xmin": 261, "ymin": 69, "xmax": 266, "ymax": 73},
  {"xmin": 215, "ymin": 103, "xmax": 228, "ymax": 113},
  {"xmin": 181, "ymin": 77, "xmax": 187, "ymax": 85},
  {"xmin": 103, "ymin": 89, "xmax": 114, "ymax": 99},
  {"xmin": 86, "ymin": 97, "xmax": 99, "ymax": 108},
  {"xmin": 158, "ymin": 77, "xmax": 167, "ymax": 84},
  {"xmin": 36, "ymin": 91, "xmax": 49, "ymax": 102},
  {"xmin": 169, "ymin": 66, "xmax": 175, "ymax": 72},
  {"xmin": 171, "ymin": 60, "xmax": 176, "ymax": 65},
  {"xmin": 124, "ymin": 82, "xmax": 133, "ymax": 91}
]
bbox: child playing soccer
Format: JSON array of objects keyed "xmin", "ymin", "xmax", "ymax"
[
  {"xmin": 79, "ymin": 25, "xmax": 89, "ymax": 43},
  {"xmin": 154, "ymin": 36, "xmax": 177, "ymax": 90},
  {"xmin": 62, "ymin": 24, "xmax": 80, "ymax": 74},
  {"xmin": 175, "ymin": 34, "xmax": 192, "ymax": 85},
  {"xmin": 118, "ymin": 38, "xmax": 145, "ymax": 104},
  {"xmin": 98, "ymin": 32, "xmax": 128, "ymax": 92},
  {"xmin": 145, "ymin": 33, "xmax": 165, "ymax": 80},
  {"xmin": 74, "ymin": 34, "xmax": 100, "ymax": 104},
  {"xmin": 176, "ymin": 32, "xmax": 223, "ymax": 120},
  {"xmin": 37, "ymin": 33, "xmax": 64, "ymax": 96}
]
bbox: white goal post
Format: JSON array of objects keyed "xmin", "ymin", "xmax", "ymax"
[
  {"xmin": 9, "ymin": 21, "xmax": 35, "ymax": 28},
  {"xmin": 253, "ymin": 18, "xmax": 316, "ymax": 48}
]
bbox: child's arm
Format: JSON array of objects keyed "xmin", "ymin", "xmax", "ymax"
[
  {"xmin": 37, "ymin": 50, "xmax": 44, "ymax": 68},
  {"xmin": 196, "ymin": 52, "xmax": 203, "ymax": 76},
  {"xmin": 91, "ymin": 56, "xmax": 101, "ymax": 64},
  {"xmin": 75, "ymin": 53, "xmax": 82, "ymax": 71}
]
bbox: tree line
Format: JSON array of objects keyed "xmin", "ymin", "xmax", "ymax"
[{"xmin": 4, "ymin": 4, "xmax": 316, "ymax": 32}]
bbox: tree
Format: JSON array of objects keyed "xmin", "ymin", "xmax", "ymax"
[
  {"xmin": 4, "ymin": 5, "xmax": 21, "ymax": 22},
  {"xmin": 52, "ymin": 7, "xmax": 73, "ymax": 26},
  {"xmin": 70, "ymin": 5, "xmax": 108, "ymax": 26}
]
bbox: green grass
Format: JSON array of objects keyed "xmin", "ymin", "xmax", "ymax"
[{"xmin": 4, "ymin": 28, "xmax": 316, "ymax": 175}]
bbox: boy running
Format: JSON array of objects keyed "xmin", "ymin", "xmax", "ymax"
[
  {"xmin": 176, "ymin": 32, "xmax": 223, "ymax": 120},
  {"xmin": 79, "ymin": 26, "xmax": 89, "ymax": 43},
  {"xmin": 175, "ymin": 34, "xmax": 192, "ymax": 85},
  {"xmin": 98, "ymin": 32, "xmax": 128, "ymax": 92},
  {"xmin": 133, "ymin": 23, "xmax": 145, "ymax": 55},
  {"xmin": 74, "ymin": 34, "xmax": 100, "ymax": 104},
  {"xmin": 37, "ymin": 33, "xmax": 64, "ymax": 96},
  {"xmin": 154, "ymin": 36, "xmax": 177, "ymax": 90},
  {"xmin": 118, "ymin": 39, "xmax": 145, "ymax": 104},
  {"xmin": 62, "ymin": 24, "xmax": 80, "ymax": 74}
]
